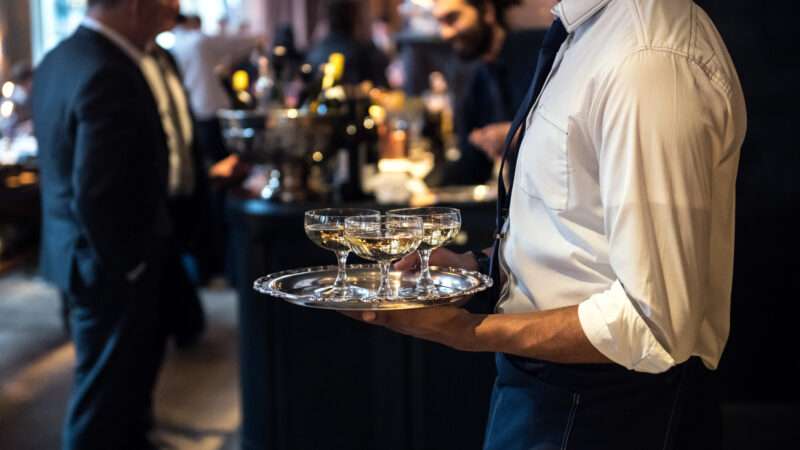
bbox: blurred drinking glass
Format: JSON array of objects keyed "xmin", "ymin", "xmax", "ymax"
[
  {"xmin": 304, "ymin": 208, "xmax": 380, "ymax": 300},
  {"xmin": 388, "ymin": 207, "xmax": 461, "ymax": 297},
  {"xmin": 345, "ymin": 214, "xmax": 423, "ymax": 300}
]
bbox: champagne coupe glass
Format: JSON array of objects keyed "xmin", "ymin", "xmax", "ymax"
[
  {"xmin": 388, "ymin": 207, "xmax": 461, "ymax": 297},
  {"xmin": 304, "ymin": 208, "xmax": 380, "ymax": 300},
  {"xmin": 344, "ymin": 214, "xmax": 423, "ymax": 300}
]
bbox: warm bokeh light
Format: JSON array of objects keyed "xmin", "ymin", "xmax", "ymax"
[
  {"xmin": 155, "ymin": 31, "xmax": 176, "ymax": 50},
  {"xmin": 473, "ymin": 184, "xmax": 488, "ymax": 201},
  {"xmin": 368, "ymin": 105, "xmax": 386, "ymax": 123},
  {"xmin": 231, "ymin": 70, "xmax": 250, "ymax": 92},
  {"xmin": 378, "ymin": 158, "xmax": 410, "ymax": 173},
  {"xmin": 0, "ymin": 99, "xmax": 14, "ymax": 118},
  {"xmin": 1, "ymin": 81, "xmax": 14, "ymax": 98}
]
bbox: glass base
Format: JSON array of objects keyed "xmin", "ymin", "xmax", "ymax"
[
  {"xmin": 398, "ymin": 284, "xmax": 460, "ymax": 300},
  {"xmin": 313, "ymin": 285, "xmax": 371, "ymax": 302}
]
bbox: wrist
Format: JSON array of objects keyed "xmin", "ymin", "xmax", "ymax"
[{"xmin": 449, "ymin": 312, "xmax": 489, "ymax": 352}]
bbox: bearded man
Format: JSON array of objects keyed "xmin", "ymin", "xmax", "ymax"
[{"xmin": 433, "ymin": 0, "xmax": 547, "ymax": 185}]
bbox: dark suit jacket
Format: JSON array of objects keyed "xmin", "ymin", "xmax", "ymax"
[{"xmin": 33, "ymin": 26, "xmax": 171, "ymax": 293}]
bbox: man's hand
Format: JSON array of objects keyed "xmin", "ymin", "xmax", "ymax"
[
  {"xmin": 394, "ymin": 247, "xmax": 479, "ymax": 272},
  {"xmin": 342, "ymin": 248, "xmax": 484, "ymax": 350},
  {"xmin": 342, "ymin": 307, "xmax": 487, "ymax": 352},
  {"xmin": 209, "ymin": 154, "xmax": 250, "ymax": 186},
  {"xmin": 469, "ymin": 122, "xmax": 512, "ymax": 160}
]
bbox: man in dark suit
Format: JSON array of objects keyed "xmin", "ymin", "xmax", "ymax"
[
  {"xmin": 149, "ymin": 42, "xmax": 210, "ymax": 349},
  {"xmin": 32, "ymin": 0, "xmax": 182, "ymax": 448}
]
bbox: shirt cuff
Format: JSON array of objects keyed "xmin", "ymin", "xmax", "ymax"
[{"xmin": 577, "ymin": 281, "xmax": 676, "ymax": 373}]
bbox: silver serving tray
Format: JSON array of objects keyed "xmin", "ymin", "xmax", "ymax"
[{"xmin": 253, "ymin": 264, "xmax": 493, "ymax": 311}]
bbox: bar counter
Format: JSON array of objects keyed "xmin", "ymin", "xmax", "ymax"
[{"xmin": 225, "ymin": 192, "xmax": 498, "ymax": 450}]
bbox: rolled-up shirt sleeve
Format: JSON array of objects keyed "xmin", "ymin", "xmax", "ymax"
[{"xmin": 577, "ymin": 49, "xmax": 722, "ymax": 373}]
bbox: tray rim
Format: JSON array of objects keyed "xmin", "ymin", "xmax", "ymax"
[{"xmin": 252, "ymin": 263, "xmax": 493, "ymax": 311}]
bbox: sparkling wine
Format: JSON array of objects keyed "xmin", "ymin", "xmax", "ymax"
[
  {"xmin": 345, "ymin": 233, "xmax": 422, "ymax": 262},
  {"xmin": 305, "ymin": 224, "xmax": 350, "ymax": 252},
  {"xmin": 418, "ymin": 223, "xmax": 460, "ymax": 251}
]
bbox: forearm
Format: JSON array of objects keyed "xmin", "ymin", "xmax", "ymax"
[{"xmin": 462, "ymin": 306, "xmax": 610, "ymax": 364}]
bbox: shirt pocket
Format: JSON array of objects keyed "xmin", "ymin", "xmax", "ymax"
[{"xmin": 515, "ymin": 104, "xmax": 569, "ymax": 212}]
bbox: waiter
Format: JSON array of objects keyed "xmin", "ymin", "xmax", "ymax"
[
  {"xmin": 33, "ymin": 0, "xmax": 186, "ymax": 448},
  {"xmin": 351, "ymin": 0, "xmax": 746, "ymax": 448}
]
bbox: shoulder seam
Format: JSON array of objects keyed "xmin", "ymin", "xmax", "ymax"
[
  {"xmin": 625, "ymin": 0, "xmax": 649, "ymax": 47},
  {"xmin": 617, "ymin": 46, "xmax": 735, "ymax": 99}
]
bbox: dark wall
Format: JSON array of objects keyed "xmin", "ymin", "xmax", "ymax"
[
  {"xmin": 696, "ymin": 0, "xmax": 800, "ymax": 403},
  {"xmin": 697, "ymin": 0, "xmax": 800, "ymax": 201}
]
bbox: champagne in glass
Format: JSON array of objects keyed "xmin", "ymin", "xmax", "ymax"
[
  {"xmin": 388, "ymin": 207, "xmax": 461, "ymax": 297},
  {"xmin": 345, "ymin": 214, "xmax": 423, "ymax": 300},
  {"xmin": 304, "ymin": 208, "xmax": 380, "ymax": 300}
]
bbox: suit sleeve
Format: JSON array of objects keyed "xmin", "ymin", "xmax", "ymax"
[{"xmin": 70, "ymin": 68, "xmax": 159, "ymax": 277}]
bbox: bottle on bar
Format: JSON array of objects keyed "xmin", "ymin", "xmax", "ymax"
[
  {"xmin": 219, "ymin": 67, "xmax": 254, "ymax": 109},
  {"xmin": 315, "ymin": 52, "xmax": 346, "ymax": 116},
  {"xmin": 314, "ymin": 53, "xmax": 372, "ymax": 202},
  {"xmin": 253, "ymin": 55, "xmax": 276, "ymax": 110},
  {"xmin": 295, "ymin": 63, "xmax": 318, "ymax": 109}
]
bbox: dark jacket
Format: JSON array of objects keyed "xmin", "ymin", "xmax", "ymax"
[
  {"xmin": 444, "ymin": 29, "xmax": 547, "ymax": 185},
  {"xmin": 33, "ymin": 26, "xmax": 171, "ymax": 292}
]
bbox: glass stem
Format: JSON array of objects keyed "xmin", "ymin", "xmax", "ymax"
[
  {"xmin": 418, "ymin": 248, "xmax": 434, "ymax": 287},
  {"xmin": 333, "ymin": 251, "xmax": 349, "ymax": 289},
  {"xmin": 376, "ymin": 261, "xmax": 392, "ymax": 299}
]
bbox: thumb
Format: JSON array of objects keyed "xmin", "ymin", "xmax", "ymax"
[{"xmin": 394, "ymin": 252, "xmax": 420, "ymax": 271}]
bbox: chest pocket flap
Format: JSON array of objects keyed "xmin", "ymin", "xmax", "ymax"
[{"xmin": 515, "ymin": 104, "xmax": 570, "ymax": 212}]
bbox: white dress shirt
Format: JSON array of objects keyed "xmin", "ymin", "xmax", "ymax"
[
  {"xmin": 171, "ymin": 27, "xmax": 257, "ymax": 120},
  {"xmin": 81, "ymin": 17, "xmax": 194, "ymax": 197},
  {"xmin": 497, "ymin": 0, "xmax": 746, "ymax": 373}
]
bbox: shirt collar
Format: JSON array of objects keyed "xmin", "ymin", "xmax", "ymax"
[
  {"xmin": 552, "ymin": 0, "xmax": 612, "ymax": 33},
  {"xmin": 81, "ymin": 16, "xmax": 145, "ymax": 64}
]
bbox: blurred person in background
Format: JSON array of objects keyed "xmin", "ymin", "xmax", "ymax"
[
  {"xmin": 32, "ymin": 0, "xmax": 190, "ymax": 448},
  {"xmin": 170, "ymin": 13, "xmax": 259, "ymax": 278},
  {"xmin": 170, "ymin": 13, "xmax": 259, "ymax": 165},
  {"xmin": 433, "ymin": 0, "xmax": 547, "ymax": 185},
  {"xmin": 306, "ymin": 0, "xmax": 390, "ymax": 87},
  {"xmin": 149, "ymin": 18, "xmax": 210, "ymax": 349}
]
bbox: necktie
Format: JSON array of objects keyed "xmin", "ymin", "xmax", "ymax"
[
  {"xmin": 151, "ymin": 50, "xmax": 195, "ymax": 196},
  {"xmin": 487, "ymin": 19, "xmax": 568, "ymax": 303}
]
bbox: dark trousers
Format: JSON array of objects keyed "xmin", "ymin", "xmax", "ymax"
[
  {"xmin": 62, "ymin": 259, "xmax": 167, "ymax": 450},
  {"xmin": 484, "ymin": 353, "xmax": 722, "ymax": 450},
  {"xmin": 160, "ymin": 238, "xmax": 206, "ymax": 345},
  {"xmin": 194, "ymin": 118, "xmax": 229, "ymax": 278},
  {"xmin": 163, "ymin": 196, "xmax": 207, "ymax": 344}
]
